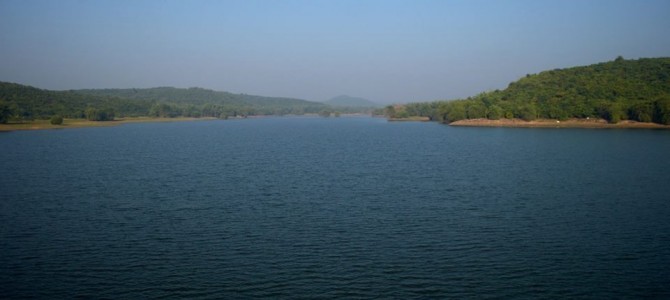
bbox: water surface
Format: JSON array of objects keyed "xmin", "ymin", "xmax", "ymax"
[{"xmin": 1, "ymin": 117, "xmax": 669, "ymax": 298}]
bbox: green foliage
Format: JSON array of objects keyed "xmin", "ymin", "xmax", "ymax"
[
  {"xmin": 149, "ymin": 103, "xmax": 179, "ymax": 118},
  {"xmin": 629, "ymin": 102, "xmax": 654, "ymax": 123},
  {"xmin": 0, "ymin": 101, "xmax": 12, "ymax": 124},
  {"xmin": 597, "ymin": 101, "xmax": 626, "ymax": 123},
  {"xmin": 466, "ymin": 101, "xmax": 487, "ymax": 119},
  {"xmin": 85, "ymin": 107, "xmax": 115, "ymax": 121},
  {"xmin": 75, "ymin": 87, "xmax": 329, "ymax": 117},
  {"xmin": 440, "ymin": 100, "xmax": 467, "ymax": 123},
  {"xmin": 0, "ymin": 83, "xmax": 331, "ymax": 121},
  {"xmin": 319, "ymin": 110, "xmax": 331, "ymax": 117},
  {"xmin": 487, "ymin": 105, "xmax": 503, "ymax": 120},
  {"xmin": 384, "ymin": 105, "xmax": 396, "ymax": 118},
  {"xmin": 414, "ymin": 57, "xmax": 670, "ymax": 125},
  {"xmin": 653, "ymin": 97, "xmax": 670, "ymax": 124},
  {"xmin": 401, "ymin": 102, "xmax": 442, "ymax": 120},
  {"xmin": 383, "ymin": 103, "xmax": 442, "ymax": 119},
  {"xmin": 50, "ymin": 115, "xmax": 63, "ymax": 125},
  {"xmin": 516, "ymin": 103, "xmax": 538, "ymax": 121},
  {"xmin": 395, "ymin": 110, "xmax": 410, "ymax": 118}
]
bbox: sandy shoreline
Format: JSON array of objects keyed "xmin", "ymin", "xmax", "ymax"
[{"xmin": 449, "ymin": 118, "xmax": 670, "ymax": 129}]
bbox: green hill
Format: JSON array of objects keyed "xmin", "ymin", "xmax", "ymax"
[
  {"xmin": 324, "ymin": 95, "xmax": 379, "ymax": 107},
  {"xmin": 0, "ymin": 82, "xmax": 125, "ymax": 122},
  {"xmin": 75, "ymin": 87, "xmax": 326, "ymax": 111},
  {"xmin": 401, "ymin": 57, "xmax": 670, "ymax": 124},
  {"xmin": 0, "ymin": 83, "xmax": 328, "ymax": 122}
]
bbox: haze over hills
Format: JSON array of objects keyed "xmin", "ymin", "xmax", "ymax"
[
  {"xmin": 3, "ymin": 57, "xmax": 670, "ymax": 125},
  {"xmin": 324, "ymin": 95, "xmax": 379, "ymax": 107}
]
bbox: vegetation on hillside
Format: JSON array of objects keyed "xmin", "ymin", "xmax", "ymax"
[
  {"xmin": 392, "ymin": 57, "xmax": 670, "ymax": 124},
  {"xmin": 4, "ymin": 57, "xmax": 669, "ymax": 125},
  {"xmin": 0, "ymin": 82, "xmax": 121, "ymax": 122},
  {"xmin": 75, "ymin": 87, "xmax": 331, "ymax": 117},
  {"xmin": 0, "ymin": 83, "xmax": 335, "ymax": 122}
]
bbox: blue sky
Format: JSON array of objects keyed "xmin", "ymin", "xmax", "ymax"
[{"xmin": 1, "ymin": 0, "xmax": 669, "ymax": 103}]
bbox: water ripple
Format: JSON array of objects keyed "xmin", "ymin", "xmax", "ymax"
[{"xmin": 2, "ymin": 118, "xmax": 670, "ymax": 298}]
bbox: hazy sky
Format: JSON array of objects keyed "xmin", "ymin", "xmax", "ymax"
[{"xmin": 1, "ymin": 0, "xmax": 669, "ymax": 103}]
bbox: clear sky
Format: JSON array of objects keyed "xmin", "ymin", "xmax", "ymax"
[{"xmin": 1, "ymin": 0, "xmax": 669, "ymax": 103}]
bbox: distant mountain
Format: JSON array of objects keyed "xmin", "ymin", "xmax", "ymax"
[{"xmin": 324, "ymin": 95, "xmax": 379, "ymax": 107}]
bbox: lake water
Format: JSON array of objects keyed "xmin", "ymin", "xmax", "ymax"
[{"xmin": 1, "ymin": 116, "xmax": 669, "ymax": 299}]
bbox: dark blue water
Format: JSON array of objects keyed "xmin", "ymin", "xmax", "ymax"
[{"xmin": 1, "ymin": 117, "xmax": 669, "ymax": 299}]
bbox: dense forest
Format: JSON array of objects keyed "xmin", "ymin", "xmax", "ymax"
[
  {"xmin": 388, "ymin": 57, "xmax": 670, "ymax": 124},
  {"xmin": 0, "ymin": 83, "xmax": 338, "ymax": 123}
]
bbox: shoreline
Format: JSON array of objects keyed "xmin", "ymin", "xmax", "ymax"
[
  {"xmin": 449, "ymin": 118, "xmax": 670, "ymax": 129},
  {"xmin": 388, "ymin": 116, "xmax": 431, "ymax": 122},
  {"xmin": 0, "ymin": 117, "xmax": 216, "ymax": 132}
]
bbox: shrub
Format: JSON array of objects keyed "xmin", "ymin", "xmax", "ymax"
[{"xmin": 50, "ymin": 115, "xmax": 63, "ymax": 125}]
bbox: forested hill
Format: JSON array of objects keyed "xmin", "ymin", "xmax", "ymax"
[
  {"xmin": 75, "ymin": 87, "xmax": 325, "ymax": 110},
  {"xmin": 0, "ymin": 83, "xmax": 329, "ymax": 122},
  {"xmin": 399, "ymin": 57, "xmax": 670, "ymax": 124}
]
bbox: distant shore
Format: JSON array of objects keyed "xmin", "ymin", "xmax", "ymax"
[
  {"xmin": 388, "ymin": 116, "xmax": 431, "ymax": 122},
  {"xmin": 0, "ymin": 117, "xmax": 216, "ymax": 132},
  {"xmin": 449, "ymin": 118, "xmax": 670, "ymax": 129}
]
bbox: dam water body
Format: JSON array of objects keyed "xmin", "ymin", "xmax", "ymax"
[{"xmin": 1, "ymin": 116, "xmax": 669, "ymax": 298}]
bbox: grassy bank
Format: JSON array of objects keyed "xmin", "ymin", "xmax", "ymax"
[{"xmin": 0, "ymin": 117, "xmax": 216, "ymax": 132}]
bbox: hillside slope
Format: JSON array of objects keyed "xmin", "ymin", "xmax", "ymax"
[
  {"xmin": 75, "ymin": 87, "xmax": 324, "ymax": 109},
  {"xmin": 0, "ymin": 82, "xmax": 126, "ymax": 121},
  {"xmin": 0, "ymin": 83, "xmax": 328, "ymax": 121},
  {"xmin": 402, "ymin": 57, "xmax": 670, "ymax": 124}
]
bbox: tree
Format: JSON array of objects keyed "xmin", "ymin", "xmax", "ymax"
[
  {"xmin": 597, "ymin": 101, "xmax": 626, "ymax": 123},
  {"xmin": 653, "ymin": 97, "xmax": 670, "ymax": 124},
  {"xmin": 441, "ymin": 101, "xmax": 467, "ymax": 123},
  {"xmin": 149, "ymin": 103, "xmax": 178, "ymax": 118},
  {"xmin": 85, "ymin": 107, "xmax": 115, "ymax": 121},
  {"xmin": 384, "ymin": 105, "xmax": 396, "ymax": 118},
  {"xmin": 628, "ymin": 102, "xmax": 653, "ymax": 122},
  {"xmin": 465, "ymin": 101, "xmax": 487, "ymax": 119},
  {"xmin": 516, "ymin": 103, "xmax": 537, "ymax": 121},
  {"xmin": 50, "ymin": 115, "xmax": 63, "ymax": 125},
  {"xmin": 487, "ymin": 105, "xmax": 503, "ymax": 120},
  {"xmin": 395, "ymin": 110, "xmax": 409, "ymax": 118},
  {"xmin": 0, "ymin": 101, "xmax": 12, "ymax": 124}
]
